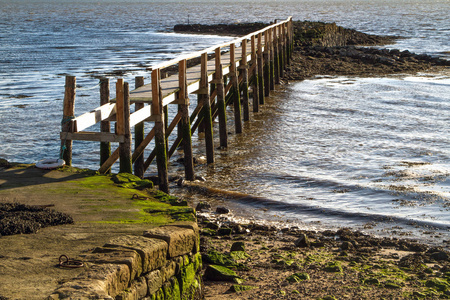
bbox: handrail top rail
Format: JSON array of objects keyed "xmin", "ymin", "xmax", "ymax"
[{"xmin": 150, "ymin": 16, "xmax": 292, "ymax": 72}]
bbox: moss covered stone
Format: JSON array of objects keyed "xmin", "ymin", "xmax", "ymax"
[
  {"xmin": 204, "ymin": 265, "xmax": 243, "ymax": 283},
  {"xmin": 425, "ymin": 278, "xmax": 449, "ymax": 291},
  {"xmin": 203, "ymin": 250, "xmax": 236, "ymax": 267},
  {"xmin": 163, "ymin": 277, "xmax": 181, "ymax": 299},
  {"xmin": 230, "ymin": 251, "xmax": 249, "ymax": 261},
  {"xmin": 286, "ymin": 272, "xmax": 310, "ymax": 283},
  {"xmin": 324, "ymin": 261, "xmax": 343, "ymax": 273},
  {"xmin": 112, "ymin": 173, "xmax": 153, "ymax": 189}
]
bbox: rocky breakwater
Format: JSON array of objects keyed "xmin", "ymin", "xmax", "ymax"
[
  {"xmin": 287, "ymin": 21, "xmax": 449, "ymax": 79},
  {"xmin": 48, "ymin": 222, "xmax": 202, "ymax": 300},
  {"xmin": 174, "ymin": 20, "xmax": 449, "ymax": 80}
]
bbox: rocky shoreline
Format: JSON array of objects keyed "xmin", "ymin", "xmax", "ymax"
[
  {"xmin": 173, "ymin": 21, "xmax": 450, "ymax": 299},
  {"xmin": 196, "ymin": 206, "xmax": 450, "ymax": 299}
]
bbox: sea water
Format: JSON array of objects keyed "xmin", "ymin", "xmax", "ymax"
[{"xmin": 0, "ymin": 0, "xmax": 449, "ymax": 244}]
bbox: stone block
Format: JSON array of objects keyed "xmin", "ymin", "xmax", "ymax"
[
  {"xmin": 51, "ymin": 278, "xmax": 113, "ymax": 299},
  {"xmin": 115, "ymin": 276, "xmax": 147, "ymax": 300},
  {"xmin": 145, "ymin": 269, "xmax": 163, "ymax": 295},
  {"xmin": 143, "ymin": 226, "xmax": 196, "ymax": 258},
  {"xmin": 77, "ymin": 263, "xmax": 131, "ymax": 298},
  {"xmin": 104, "ymin": 235, "xmax": 168, "ymax": 274},
  {"xmin": 159, "ymin": 260, "xmax": 177, "ymax": 283},
  {"xmin": 166, "ymin": 221, "xmax": 199, "ymax": 236},
  {"xmin": 82, "ymin": 247, "xmax": 143, "ymax": 281}
]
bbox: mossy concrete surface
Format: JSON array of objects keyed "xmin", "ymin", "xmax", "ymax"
[{"xmin": 0, "ymin": 164, "xmax": 195, "ymax": 300}]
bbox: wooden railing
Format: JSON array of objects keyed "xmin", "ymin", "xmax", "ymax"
[{"xmin": 60, "ymin": 17, "xmax": 294, "ymax": 193}]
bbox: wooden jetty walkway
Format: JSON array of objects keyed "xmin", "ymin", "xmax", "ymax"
[{"xmin": 60, "ymin": 17, "xmax": 293, "ymax": 193}]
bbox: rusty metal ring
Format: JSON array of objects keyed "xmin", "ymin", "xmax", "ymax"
[{"xmin": 59, "ymin": 255, "xmax": 84, "ymax": 268}]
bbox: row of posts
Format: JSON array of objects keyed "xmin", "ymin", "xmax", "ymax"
[{"xmin": 61, "ymin": 19, "xmax": 294, "ymax": 193}]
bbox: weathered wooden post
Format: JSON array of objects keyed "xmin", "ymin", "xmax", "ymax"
[
  {"xmin": 273, "ymin": 26, "xmax": 280, "ymax": 85},
  {"xmin": 257, "ymin": 32, "xmax": 265, "ymax": 105},
  {"xmin": 230, "ymin": 43, "xmax": 242, "ymax": 133},
  {"xmin": 117, "ymin": 79, "xmax": 132, "ymax": 174},
  {"xmin": 200, "ymin": 52, "xmax": 215, "ymax": 164},
  {"xmin": 99, "ymin": 78, "xmax": 111, "ymax": 173},
  {"xmin": 152, "ymin": 69, "xmax": 169, "ymax": 193},
  {"xmin": 61, "ymin": 75, "xmax": 76, "ymax": 166},
  {"xmin": 240, "ymin": 39, "xmax": 250, "ymax": 121},
  {"xmin": 215, "ymin": 47, "xmax": 228, "ymax": 148},
  {"xmin": 251, "ymin": 35, "xmax": 259, "ymax": 113},
  {"xmin": 178, "ymin": 59, "xmax": 195, "ymax": 181},
  {"xmin": 269, "ymin": 27, "xmax": 275, "ymax": 90},
  {"xmin": 263, "ymin": 30, "xmax": 271, "ymax": 97},
  {"xmin": 289, "ymin": 18, "xmax": 294, "ymax": 62},
  {"xmin": 134, "ymin": 76, "xmax": 145, "ymax": 178},
  {"xmin": 280, "ymin": 24, "xmax": 286, "ymax": 77}
]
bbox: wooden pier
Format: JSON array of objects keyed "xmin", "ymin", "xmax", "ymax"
[{"xmin": 60, "ymin": 17, "xmax": 293, "ymax": 193}]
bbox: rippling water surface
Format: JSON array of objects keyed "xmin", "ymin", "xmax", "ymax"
[{"xmin": 1, "ymin": 0, "xmax": 449, "ymax": 243}]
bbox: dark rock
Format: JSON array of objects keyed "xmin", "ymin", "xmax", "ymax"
[
  {"xmin": 341, "ymin": 241, "xmax": 354, "ymax": 251},
  {"xmin": 294, "ymin": 233, "xmax": 310, "ymax": 248},
  {"xmin": 217, "ymin": 228, "xmax": 233, "ymax": 236},
  {"xmin": 196, "ymin": 201, "xmax": 211, "ymax": 212},
  {"xmin": 230, "ymin": 242, "xmax": 246, "ymax": 252},
  {"xmin": 216, "ymin": 207, "xmax": 230, "ymax": 214},
  {"xmin": 232, "ymin": 224, "xmax": 247, "ymax": 234},
  {"xmin": 430, "ymin": 251, "xmax": 449, "ymax": 261},
  {"xmin": 205, "ymin": 222, "xmax": 219, "ymax": 230},
  {"xmin": 0, "ymin": 159, "xmax": 11, "ymax": 168}
]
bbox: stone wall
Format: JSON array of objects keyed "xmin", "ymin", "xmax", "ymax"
[{"xmin": 48, "ymin": 222, "xmax": 202, "ymax": 300}]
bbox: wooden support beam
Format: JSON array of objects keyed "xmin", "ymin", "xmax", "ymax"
[
  {"xmin": 116, "ymin": 79, "xmax": 125, "ymax": 135},
  {"xmin": 143, "ymin": 111, "xmax": 182, "ymax": 170},
  {"xmin": 215, "ymin": 47, "xmax": 228, "ymax": 148},
  {"xmin": 61, "ymin": 132, "xmax": 124, "ymax": 143},
  {"xmin": 178, "ymin": 59, "xmax": 194, "ymax": 181},
  {"xmin": 257, "ymin": 33, "xmax": 265, "ymax": 105},
  {"xmin": 119, "ymin": 82, "xmax": 132, "ymax": 174},
  {"xmin": 61, "ymin": 75, "xmax": 76, "ymax": 166},
  {"xmin": 134, "ymin": 76, "xmax": 145, "ymax": 178},
  {"xmin": 152, "ymin": 68, "xmax": 169, "ymax": 193},
  {"xmin": 201, "ymin": 52, "xmax": 215, "ymax": 164},
  {"xmin": 98, "ymin": 148, "xmax": 119, "ymax": 174},
  {"xmin": 100, "ymin": 78, "xmax": 111, "ymax": 172},
  {"xmin": 240, "ymin": 39, "xmax": 250, "ymax": 121},
  {"xmin": 230, "ymin": 43, "xmax": 242, "ymax": 134}
]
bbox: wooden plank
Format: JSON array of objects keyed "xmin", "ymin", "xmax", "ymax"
[
  {"xmin": 61, "ymin": 132, "xmax": 124, "ymax": 143},
  {"xmin": 130, "ymin": 105, "xmax": 152, "ymax": 127},
  {"xmin": 72, "ymin": 103, "xmax": 116, "ymax": 132}
]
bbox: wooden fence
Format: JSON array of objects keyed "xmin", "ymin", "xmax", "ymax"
[{"xmin": 60, "ymin": 17, "xmax": 294, "ymax": 193}]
